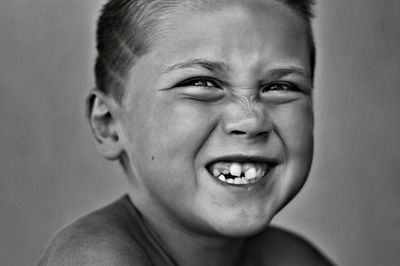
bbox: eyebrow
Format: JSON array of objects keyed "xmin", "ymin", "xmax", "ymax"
[
  {"xmin": 265, "ymin": 66, "xmax": 311, "ymax": 80},
  {"xmin": 164, "ymin": 58, "xmax": 311, "ymax": 80},
  {"xmin": 164, "ymin": 58, "xmax": 232, "ymax": 74}
]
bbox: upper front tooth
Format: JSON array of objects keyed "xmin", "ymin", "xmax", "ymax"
[
  {"xmin": 230, "ymin": 163, "xmax": 242, "ymax": 177},
  {"xmin": 245, "ymin": 167, "xmax": 257, "ymax": 179}
]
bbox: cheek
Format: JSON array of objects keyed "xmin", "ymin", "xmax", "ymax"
[
  {"xmin": 272, "ymin": 100, "xmax": 314, "ymax": 156},
  {"xmin": 269, "ymin": 101, "xmax": 313, "ymax": 207},
  {"xmin": 131, "ymin": 101, "xmax": 219, "ymax": 203},
  {"xmin": 127, "ymin": 96, "xmax": 218, "ymax": 164},
  {"xmin": 157, "ymin": 101, "xmax": 218, "ymax": 156}
]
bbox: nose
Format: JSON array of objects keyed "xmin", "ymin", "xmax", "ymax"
[{"xmin": 222, "ymin": 104, "xmax": 272, "ymax": 139}]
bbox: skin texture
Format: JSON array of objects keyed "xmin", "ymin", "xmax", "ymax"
[
  {"xmin": 123, "ymin": 0, "xmax": 312, "ymax": 235},
  {"xmin": 39, "ymin": 1, "xmax": 334, "ymax": 265},
  {"xmin": 39, "ymin": 197, "xmax": 333, "ymax": 266},
  {"xmin": 38, "ymin": 198, "xmax": 154, "ymax": 266}
]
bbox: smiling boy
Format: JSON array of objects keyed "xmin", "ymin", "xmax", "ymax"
[{"xmin": 39, "ymin": 0, "xmax": 333, "ymax": 265}]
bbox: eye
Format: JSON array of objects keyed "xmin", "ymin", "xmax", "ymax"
[
  {"xmin": 174, "ymin": 77, "xmax": 224, "ymax": 102},
  {"xmin": 177, "ymin": 77, "xmax": 221, "ymax": 89},
  {"xmin": 192, "ymin": 80, "xmax": 216, "ymax": 87},
  {"xmin": 261, "ymin": 82, "xmax": 301, "ymax": 93}
]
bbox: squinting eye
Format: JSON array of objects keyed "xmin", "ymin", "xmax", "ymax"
[
  {"xmin": 262, "ymin": 82, "xmax": 301, "ymax": 93},
  {"xmin": 177, "ymin": 78, "xmax": 220, "ymax": 89},
  {"xmin": 192, "ymin": 80, "xmax": 215, "ymax": 87},
  {"xmin": 174, "ymin": 77, "xmax": 224, "ymax": 102}
]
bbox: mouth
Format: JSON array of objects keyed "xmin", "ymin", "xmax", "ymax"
[{"xmin": 206, "ymin": 156, "xmax": 276, "ymax": 186}]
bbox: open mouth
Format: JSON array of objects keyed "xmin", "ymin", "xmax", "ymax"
[{"xmin": 206, "ymin": 159, "xmax": 274, "ymax": 185}]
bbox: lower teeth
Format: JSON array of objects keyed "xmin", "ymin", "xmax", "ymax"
[{"xmin": 217, "ymin": 174, "xmax": 262, "ymax": 185}]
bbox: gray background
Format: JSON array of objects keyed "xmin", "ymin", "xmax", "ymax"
[{"xmin": 1, "ymin": 0, "xmax": 399, "ymax": 265}]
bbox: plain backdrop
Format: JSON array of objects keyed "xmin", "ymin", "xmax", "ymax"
[{"xmin": 1, "ymin": 0, "xmax": 399, "ymax": 265}]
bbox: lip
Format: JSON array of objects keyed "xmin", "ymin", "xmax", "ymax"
[
  {"xmin": 206, "ymin": 163, "xmax": 275, "ymax": 188},
  {"xmin": 204, "ymin": 154, "xmax": 278, "ymax": 187},
  {"xmin": 205, "ymin": 154, "xmax": 279, "ymax": 167}
]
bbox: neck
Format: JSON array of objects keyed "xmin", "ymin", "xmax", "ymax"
[
  {"xmin": 145, "ymin": 214, "xmax": 245, "ymax": 266},
  {"xmin": 129, "ymin": 194, "xmax": 245, "ymax": 266}
]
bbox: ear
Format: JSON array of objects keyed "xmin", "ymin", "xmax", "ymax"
[{"xmin": 86, "ymin": 89, "xmax": 124, "ymax": 160}]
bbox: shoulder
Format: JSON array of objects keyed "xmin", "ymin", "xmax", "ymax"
[
  {"xmin": 245, "ymin": 226, "xmax": 335, "ymax": 266},
  {"xmin": 38, "ymin": 196, "xmax": 152, "ymax": 266}
]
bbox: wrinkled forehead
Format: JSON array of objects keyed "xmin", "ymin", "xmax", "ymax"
[
  {"xmin": 122, "ymin": 0, "xmax": 312, "ymax": 97},
  {"xmin": 143, "ymin": 0, "xmax": 309, "ymax": 51},
  {"xmin": 142, "ymin": 1, "xmax": 311, "ymax": 70}
]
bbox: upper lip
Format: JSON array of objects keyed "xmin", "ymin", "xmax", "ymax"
[{"xmin": 205, "ymin": 154, "xmax": 279, "ymax": 168}]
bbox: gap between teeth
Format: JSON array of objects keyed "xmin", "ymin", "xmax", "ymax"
[{"xmin": 210, "ymin": 162, "xmax": 267, "ymax": 184}]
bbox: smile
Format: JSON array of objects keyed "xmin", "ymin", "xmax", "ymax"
[{"xmin": 206, "ymin": 159, "xmax": 274, "ymax": 186}]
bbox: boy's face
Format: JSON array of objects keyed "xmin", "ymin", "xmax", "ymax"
[{"xmin": 118, "ymin": 1, "xmax": 313, "ymax": 237}]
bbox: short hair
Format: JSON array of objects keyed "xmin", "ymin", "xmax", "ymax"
[{"xmin": 94, "ymin": 0, "xmax": 315, "ymax": 102}]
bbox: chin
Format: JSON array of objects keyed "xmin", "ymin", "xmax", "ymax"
[
  {"xmin": 198, "ymin": 203, "xmax": 277, "ymax": 238},
  {"xmin": 192, "ymin": 161, "xmax": 311, "ymax": 238},
  {"xmin": 210, "ymin": 215, "xmax": 273, "ymax": 238}
]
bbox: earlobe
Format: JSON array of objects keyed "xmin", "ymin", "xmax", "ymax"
[{"xmin": 86, "ymin": 90, "xmax": 123, "ymax": 160}]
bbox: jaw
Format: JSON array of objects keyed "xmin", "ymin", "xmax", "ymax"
[
  {"xmin": 193, "ymin": 156, "xmax": 312, "ymax": 237},
  {"xmin": 189, "ymin": 165, "xmax": 276, "ymax": 237}
]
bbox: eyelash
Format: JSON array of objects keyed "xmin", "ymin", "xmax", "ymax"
[
  {"xmin": 176, "ymin": 78, "xmax": 303, "ymax": 94},
  {"xmin": 176, "ymin": 77, "xmax": 221, "ymax": 89},
  {"xmin": 261, "ymin": 81, "xmax": 302, "ymax": 93}
]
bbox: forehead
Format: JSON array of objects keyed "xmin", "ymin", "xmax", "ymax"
[
  {"xmin": 129, "ymin": 1, "xmax": 310, "ymax": 79},
  {"xmin": 149, "ymin": 0, "xmax": 308, "ymax": 48}
]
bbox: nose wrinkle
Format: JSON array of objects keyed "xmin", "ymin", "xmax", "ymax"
[
  {"xmin": 236, "ymin": 95, "xmax": 258, "ymax": 112},
  {"xmin": 235, "ymin": 95, "xmax": 264, "ymax": 120},
  {"xmin": 223, "ymin": 95, "xmax": 271, "ymax": 137}
]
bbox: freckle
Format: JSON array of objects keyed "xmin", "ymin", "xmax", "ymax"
[{"xmin": 151, "ymin": 156, "xmax": 155, "ymax": 161}]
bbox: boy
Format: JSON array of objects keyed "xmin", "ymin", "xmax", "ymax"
[{"xmin": 40, "ymin": 0, "xmax": 333, "ymax": 265}]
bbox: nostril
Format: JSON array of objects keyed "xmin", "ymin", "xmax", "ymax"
[
  {"xmin": 223, "ymin": 110, "xmax": 272, "ymax": 138},
  {"xmin": 256, "ymin": 131, "xmax": 269, "ymax": 137},
  {"xmin": 231, "ymin": 130, "xmax": 246, "ymax": 135}
]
